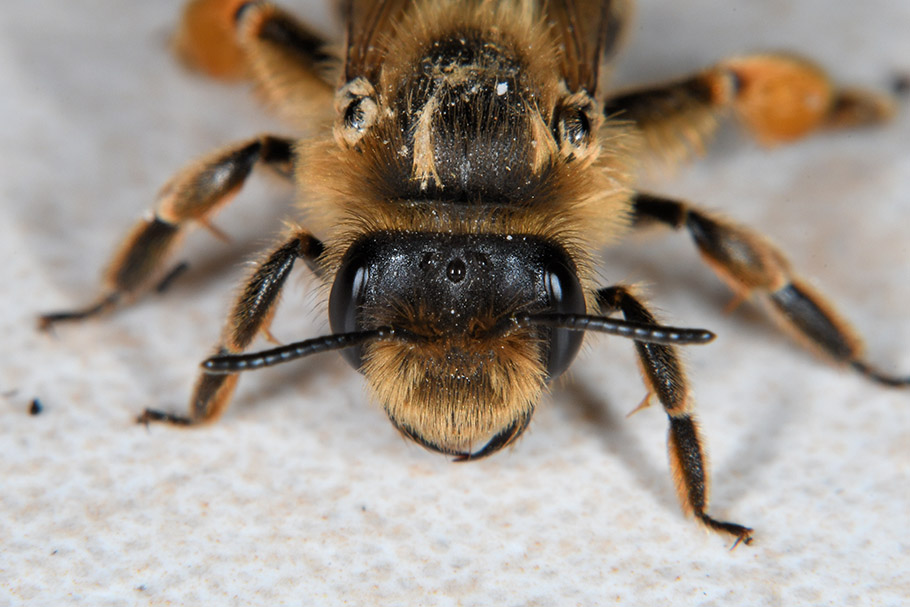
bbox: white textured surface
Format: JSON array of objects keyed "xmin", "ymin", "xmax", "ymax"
[{"xmin": 2, "ymin": 1, "xmax": 909, "ymax": 605}]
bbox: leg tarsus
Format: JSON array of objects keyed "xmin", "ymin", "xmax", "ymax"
[
  {"xmin": 822, "ymin": 87, "xmax": 895, "ymax": 131},
  {"xmin": 695, "ymin": 513, "xmax": 754, "ymax": 548},
  {"xmin": 38, "ymin": 293, "xmax": 119, "ymax": 331},
  {"xmin": 851, "ymin": 361, "xmax": 910, "ymax": 388},
  {"xmin": 137, "ymin": 408, "xmax": 196, "ymax": 426},
  {"xmin": 154, "ymin": 262, "xmax": 190, "ymax": 294}
]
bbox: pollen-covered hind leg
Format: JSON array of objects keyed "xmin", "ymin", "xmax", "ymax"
[
  {"xmin": 597, "ymin": 286, "xmax": 753, "ymax": 546},
  {"xmin": 605, "ymin": 52, "xmax": 895, "ymax": 161},
  {"xmin": 39, "ymin": 135, "xmax": 295, "ymax": 331},
  {"xmin": 173, "ymin": 0, "xmax": 252, "ymax": 79},
  {"xmin": 631, "ymin": 193, "xmax": 910, "ymax": 387},
  {"xmin": 174, "ymin": 0, "xmax": 334, "ymax": 120},
  {"xmin": 138, "ymin": 230, "xmax": 324, "ymax": 426}
]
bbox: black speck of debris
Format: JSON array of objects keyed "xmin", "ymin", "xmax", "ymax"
[
  {"xmin": 30, "ymin": 398, "xmax": 43, "ymax": 416},
  {"xmin": 892, "ymin": 74, "xmax": 910, "ymax": 96}
]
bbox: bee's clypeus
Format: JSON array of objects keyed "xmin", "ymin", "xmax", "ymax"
[{"xmin": 40, "ymin": 0, "xmax": 909, "ymax": 547}]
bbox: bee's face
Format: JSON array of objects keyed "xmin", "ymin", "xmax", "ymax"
[{"xmin": 327, "ymin": 231, "xmax": 586, "ymax": 456}]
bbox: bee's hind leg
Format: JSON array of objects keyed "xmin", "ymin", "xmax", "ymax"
[
  {"xmin": 174, "ymin": 0, "xmax": 335, "ymax": 120},
  {"xmin": 605, "ymin": 52, "xmax": 895, "ymax": 162}
]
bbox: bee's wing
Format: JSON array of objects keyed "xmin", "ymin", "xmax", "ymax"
[
  {"xmin": 339, "ymin": 0, "xmax": 410, "ymax": 83},
  {"xmin": 545, "ymin": 0, "xmax": 630, "ymax": 93},
  {"xmin": 338, "ymin": 0, "xmax": 630, "ymax": 92}
]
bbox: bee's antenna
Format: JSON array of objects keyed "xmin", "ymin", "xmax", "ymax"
[
  {"xmin": 201, "ymin": 327, "xmax": 418, "ymax": 374},
  {"xmin": 512, "ymin": 313, "xmax": 716, "ymax": 346}
]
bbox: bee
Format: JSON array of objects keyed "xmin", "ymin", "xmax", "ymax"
[{"xmin": 39, "ymin": 0, "xmax": 908, "ymax": 547}]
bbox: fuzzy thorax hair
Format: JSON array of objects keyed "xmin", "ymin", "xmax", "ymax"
[{"xmin": 293, "ymin": 0, "xmax": 637, "ymax": 451}]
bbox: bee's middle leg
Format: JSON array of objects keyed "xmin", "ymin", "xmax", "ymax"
[
  {"xmin": 630, "ymin": 192, "xmax": 909, "ymax": 387},
  {"xmin": 39, "ymin": 135, "xmax": 295, "ymax": 330}
]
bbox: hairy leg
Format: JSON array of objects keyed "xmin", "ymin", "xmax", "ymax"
[
  {"xmin": 139, "ymin": 229, "xmax": 324, "ymax": 425},
  {"xmin": 605, "ymin": 53, "xmax": 895, "ymax": 162},
  {"xmin": 598, "ymin": 285, "xmax": 753, "ymax": 546},
  {"xmin": 630, "ymin": 192, "xmax": 909, "ymax": 387},
  {"xmin": 39, "ymin": 135, "xmax": 295, "ymax": 329},
  {"xmin": 174, "ymin": 0, "xmax": 335, "ymax": 123}
]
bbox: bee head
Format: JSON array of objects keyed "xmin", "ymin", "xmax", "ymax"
[{"xmin": 328, "ymin": 231, "xmax": 586, "ymax": 457}]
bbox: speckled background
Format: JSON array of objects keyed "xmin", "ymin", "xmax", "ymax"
[{"xmin": 2, "ymin": 1, "xmax": 909, "ymax": 605}]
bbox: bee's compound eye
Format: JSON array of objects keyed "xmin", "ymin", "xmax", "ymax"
[
  {"xmin": 329, "ymin": 257, "xmax": 370, "ymax": 370},
  {"xmin": 545, "ymin": 262, "xmax": 585, "ymax": 315},
  {"xmin": 543, "ymin": 262, "xmax": 586, "ymax": 379}
]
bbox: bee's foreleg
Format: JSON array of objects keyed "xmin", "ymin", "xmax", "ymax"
[
  {"xmin": 597, "ymin": 285, "xmax": 754, "ymax": 547},
  {"xmin": 139, "ymin": 229, "xmax": 324, "ymax": 426}
]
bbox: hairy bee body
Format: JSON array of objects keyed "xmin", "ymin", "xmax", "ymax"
[
  {"xmin": 305, "ymin": 1, "xmax": 629, "ymax": 454},
  {"xmin": 41, "ymin": 0, "xmax": 907, "ymax": 546}
]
